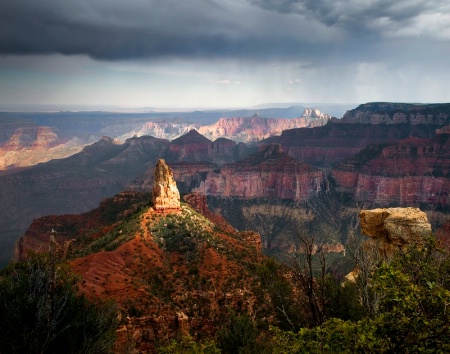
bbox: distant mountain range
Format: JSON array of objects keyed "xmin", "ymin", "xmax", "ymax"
[{"xmin": 0, "ymin": 106, "xmax": 330, "ymax": 171}]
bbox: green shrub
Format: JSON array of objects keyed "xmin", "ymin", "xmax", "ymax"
[{"xmin": 0, "ymin": 255, "xmax": 118, "ymax": 354}]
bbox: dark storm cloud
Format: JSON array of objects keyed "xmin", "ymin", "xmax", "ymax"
[
  {"xmin": 0, "ymin": 0, "xmax": 324, "ymax": 61},
  {"xmin": 1, "ymin": 0, "xmax": 448, "ymax": 62},
  {"xmin": 249, "ymin": 0, "xmax": 444, "ymax": 29}
]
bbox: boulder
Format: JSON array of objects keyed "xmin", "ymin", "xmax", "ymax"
[{"xmin": 360, "ymin": 207, "xmax": 432, "ymax": 256}]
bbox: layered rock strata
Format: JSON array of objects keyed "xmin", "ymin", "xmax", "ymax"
[
  {"xmin": 152, "ymin": 159, "xmax": 181, "ymax": 212},
  {"xmin": 263, "ymin": 122, "xmax": 441, "ymax": 167},
  {"xmin": 332, "ymin": 135, "xmax": 450, "ymax": 207},
  {"xmin": 338, "ymin": 102, "xmax": 450, "ymax": 125},
  {"xmin": 198, "ymin": 110, "xmax": 330, "ymax": 142},
  {"xmin": 189, "ymin": 144, "xmax": 324, "ymax": 201}
]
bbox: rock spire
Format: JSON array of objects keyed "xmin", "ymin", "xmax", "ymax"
[{"xmin": 152, "ymin": 159, "xmax": 181, "ymax": 212}]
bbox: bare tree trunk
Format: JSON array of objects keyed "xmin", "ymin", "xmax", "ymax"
[{"xmin": 290, "ymin": 232, "xmax": 327, "ymax": 327}]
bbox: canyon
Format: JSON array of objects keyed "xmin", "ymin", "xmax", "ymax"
[
  {"xmin": 263, "ymin": 122, "xmax": 443, "ymax": 167},
  {"xmin": 2, "ymin": 102, "xmax": 450, "ymax": 266}
]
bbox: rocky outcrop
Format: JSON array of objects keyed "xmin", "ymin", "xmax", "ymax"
[
  {"xmin": 152, "ymin": 159, "xmax": 181, "ymax": 212},
  {"xmin": 190, "ymin": 144, "xmax": 324, "ymax": 201},
  {"xmin": 360, "ymin": 207, "xmax": 432, "ymax": 257},
  {"xmin": 198, "ymin": 110, "xmax": 330, "ymax": 142},
  {"xmin": 183, "ymin": 192, "xmax": 209, "ymax": 215}
]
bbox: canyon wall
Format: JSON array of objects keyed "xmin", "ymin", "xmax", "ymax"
[
  {"xmin": 338, "ymin": 102, "xmax": 450, "ymax": 125},
  {"xmin": 332, "ymin": 133, "xmax": 450, "ymax": 208},
  {"xmin": 263, "ymin": 122, "xmax": 443, "ymax": 167},
  {"xmin": 0, "ymin": 126, "xmax": 90, "ymax": 170},
  {"xmin": 173, "ymin": 144, "xmax": 324, "ymax": 201}
]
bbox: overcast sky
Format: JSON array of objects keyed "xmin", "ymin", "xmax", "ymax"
[{"xmin": 1, "ymin": 0, "xmax": 449, "ymax": 111}]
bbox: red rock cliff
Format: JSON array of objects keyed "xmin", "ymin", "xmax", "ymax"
[
  {"xmin": 332, "ymin": 135, "xmax": 450, "ymax": 207},
  {"xmin": 189, "ymin": 144, "xmax": 324, "ymax": 201},
  {"xmin": 264, "ymin": 122, "xmax": 442, "ymax": 167}
]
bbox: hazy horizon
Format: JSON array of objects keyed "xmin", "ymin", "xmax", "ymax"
[{"xmin": 1, "ymin": 1, "xmax": 449, "ymax": 108}]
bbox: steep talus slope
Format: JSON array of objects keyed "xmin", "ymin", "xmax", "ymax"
[{"xmin": 15, "ymin": 191, "xmax": 268, "ymax": 351}]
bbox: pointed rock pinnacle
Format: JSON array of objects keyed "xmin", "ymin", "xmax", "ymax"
[{"xmin": 152, "ymin": 159, "xmax": 181, "ymax": 212}]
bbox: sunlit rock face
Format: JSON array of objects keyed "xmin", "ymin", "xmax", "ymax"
[
  {"xmin": 152, "ymin": 159, "xmax": 181, "ymax": 212},
  {"xmin": 198, "ymin": 110, "xmax": 330, "ymax": 143},
  {"xmin": 191, "ymin": 144, "xmax": 324, "ymax": 201},
  {"xmin": 360, "ymin": 207, "xmax": 432, "ymax": 257}
]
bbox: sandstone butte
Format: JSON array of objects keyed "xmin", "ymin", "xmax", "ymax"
[
  {"xmin": 359, "ymin": 207, "xmax": 432, "ymax": 257},
  {"xmin": 152, "ymin": 158, "xmax": 181, "ymax": 212}
]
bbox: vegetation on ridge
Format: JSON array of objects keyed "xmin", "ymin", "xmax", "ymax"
[{"xmin": 8, "ymin": 190, "xmax": 450, "ymax": 353}]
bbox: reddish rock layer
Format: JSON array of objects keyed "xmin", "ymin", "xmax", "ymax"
[
  {"xmin": 189, "ymin": 144, "xmax": 324, "ymax": 201},
  {"xmin": 167, "ymin": 129, "xmax": 240, "ymax": 164},
  {"xmin": 15, "ymin": 191, "xmax": 269, "ymax": 351},
  {"xmin": 263, "ymin": 122, "xmax": 443, "ymax": 167},
  {"xmin": 14, "ymin": 191, "xmax": 151, "ymax": 262},
  {"xmin": 436, "ymin": 221, "xmax": 450, "ymax": 248},
  {"xmin": 332, "ymin": 135, "xmax": 450, "ymax": 207}
]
